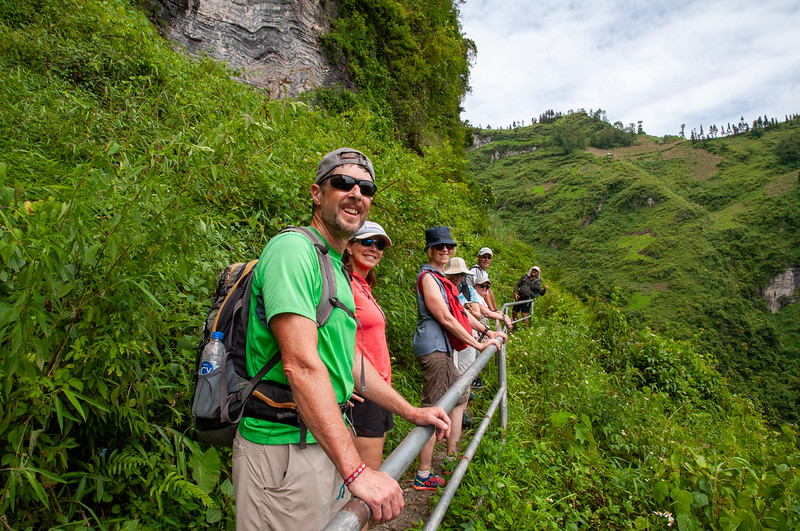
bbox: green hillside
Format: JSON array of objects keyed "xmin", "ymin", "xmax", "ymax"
[
  {"xmin": 0, "ymin": 0, "xmax": 486, "ymax": 526},
  {"xmin": 468, "ymin": 112, "xmax": 800, "ymax": 423},
  {"xmin": 2, "ymin": 0, "xmax": 800, "ymax": 528}
]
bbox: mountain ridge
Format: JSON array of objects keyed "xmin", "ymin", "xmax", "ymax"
[{"xmin": 468, "ymin": 113, "xmax": 800, "ymax": 422}]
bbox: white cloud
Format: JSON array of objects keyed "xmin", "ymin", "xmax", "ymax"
[{"xmin": 460, "ymin": 0, "xmax": 800, "ymax": 135}]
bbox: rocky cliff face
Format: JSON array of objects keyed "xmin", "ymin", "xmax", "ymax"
[
  {"xmin": 469, "ymin": 134, "xmax": 538, "ymax": 161},
  {"xmin": 762, "ymin": 267, "xmax": 800, "ymax": 313},
  {"xmin": 154, "ymin": 0, "xmax": 353, "ymax": 97},
  {"xmin": 470, "ymin": 133, "xmax": 493, "ymax": 149}
]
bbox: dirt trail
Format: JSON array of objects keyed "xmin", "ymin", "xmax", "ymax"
[
  {"xmin": 369, "ymin": 449, "xmax": 450, "ymax": 530},
  {"xmin": 368, "ymin": 478, "xmax": 434, "ymax": 530}
]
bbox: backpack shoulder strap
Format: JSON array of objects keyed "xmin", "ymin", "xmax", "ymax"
[
  {"xmin": 283, "ymin": 226, "xmax": 355, "ymax": 327},
  {"xmin": 239, "ymin": 227, "xmax": 356, "ymax": 433},
  {"xmin": 417, "ymin": 269, "xmax": 455, "ymax": 353},
  {"xmin": 418, "ymin": 269, "xmax": 449, "ymax": 300}
]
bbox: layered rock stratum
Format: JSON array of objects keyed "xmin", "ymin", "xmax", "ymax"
[{"xmin": 154, "ymin": 0, "xmax": 352, "ymax": 97}]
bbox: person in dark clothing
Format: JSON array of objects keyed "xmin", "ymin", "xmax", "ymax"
[{"xmin": 512, "ymin": 266, "xmax": 548, "ymax": 326}]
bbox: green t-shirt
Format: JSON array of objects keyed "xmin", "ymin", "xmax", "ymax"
[{"xmin": 239, "ymin": 228, "xmax": 356, "ymax": 445}]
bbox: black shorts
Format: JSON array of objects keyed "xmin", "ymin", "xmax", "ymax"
[
  {"xmin": 514, "ymin": 301, "xmax": 532, "ymax": 313},
  {"xmin": 349, "ymin": 396, "xmax": 394, "ymax": 438}
]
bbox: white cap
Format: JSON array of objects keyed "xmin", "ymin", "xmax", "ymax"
[
  {"xmin": 353, "ymin": 221, "xmax": 392, "ymax": 246},
  {"xmin": 530, "ymin": 266, "xmax": 540, "ymax": 274},
  {"xmin": 478, "ymin": 247, "xmax": 493, "ymax": 257}
]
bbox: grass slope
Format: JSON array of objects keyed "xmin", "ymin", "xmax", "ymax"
[
  {"xmin": 0, "ymin": 0, "xmax": 487, "ymax": 525},
  {"xmin": 468, "ymin": 116, "xmax": 800, "ymax": 423}
]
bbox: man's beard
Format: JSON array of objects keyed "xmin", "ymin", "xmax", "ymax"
[{"xmin": 321, "ymin": 201, "xmax": 362, "ymax": 239}]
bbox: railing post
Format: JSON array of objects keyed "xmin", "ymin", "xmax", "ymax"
[
  {"xmin": 499, "ymin": 340, "xmax": 507, "ymax": 430},
  {"xmin": 503, "ymin": 298, "xmax": 534, "ymax": 328}
]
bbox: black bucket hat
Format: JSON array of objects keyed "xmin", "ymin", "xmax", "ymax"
[{"xmin": 424, "ymin": 226, "xmax": 457, "ymax": 250}]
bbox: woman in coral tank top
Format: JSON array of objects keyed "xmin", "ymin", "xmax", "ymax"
[{"xmin": 343, "ymin": 221, "xmax": 394, "ymax": 469}]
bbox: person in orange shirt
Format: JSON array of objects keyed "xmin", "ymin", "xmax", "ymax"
[{"xmin": 343, "ymin": 221, "xmax": 395, "ymax": 469}]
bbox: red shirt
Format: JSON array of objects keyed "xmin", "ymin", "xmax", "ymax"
[{"xmin": 351, "ymin": 274, "xmax": 391, "ymax": 384}]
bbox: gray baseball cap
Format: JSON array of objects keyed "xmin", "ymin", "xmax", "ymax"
[
  {"xmin": 315, "ymin": 148, "xmax": 375, "ymax": 183},
  {"xmin": 474, "ymin": 270, "xmax": 490, "ymax": 285}
]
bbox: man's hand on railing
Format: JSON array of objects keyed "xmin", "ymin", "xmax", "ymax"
[
  {"xmin": 347, "ymin": 468, "xmax": 404, "ymax": 524},
  {"xmin": 406, "ymin": 405, "xmax": 452, "ymax": 440}
]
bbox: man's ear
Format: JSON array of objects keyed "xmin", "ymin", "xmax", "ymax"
[{"xmin": 310, "ymin": 183, "xmax": 322, "ymax": 206}]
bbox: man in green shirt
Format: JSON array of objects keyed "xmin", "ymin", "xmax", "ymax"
[{"xmin": 233, "ymin": 148, "xmax": 451, "ymax": 530}]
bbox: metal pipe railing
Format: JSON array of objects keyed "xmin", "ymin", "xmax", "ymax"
[
  {"xmin": 423, "ymin": 377, "xmax": 507, "ymax": 531},
  {"xmin": 497, "ymin": 339, "xmax": 508, "ymax": 429},
  {"xmin": 501, "ymin": 298, "xmax": 535, "ymax": 327},
  {"xmin": 323, "ymin": 337, "xmax": 506, "ymax": 531}
]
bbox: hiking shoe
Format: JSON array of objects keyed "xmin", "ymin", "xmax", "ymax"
[
  {"xmin": 472, "ymin": 376, "xmax": 485, "ymax": 389},
  {"xmin": 414, "ymin": 473, "xmax": 446, "ymax": 490},
  {"xmin": 462, "ymin": 411, "xmax": 473, "ymax": 429}
]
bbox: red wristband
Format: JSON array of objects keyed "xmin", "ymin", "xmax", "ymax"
[{"xmin": 344, "ymin": 462, "xmax": 366, "ymax": 487}]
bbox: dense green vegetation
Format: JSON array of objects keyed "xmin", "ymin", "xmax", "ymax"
[
  {"xmin": 2, "ymin": 0, "xmax": 799, "ymax": 528},
  {"xmin": 0, "ymin": 0, "xmax": 486, "ymax": 526},
  {"xmin": 316, "ymin": 0, "xmax": 475, "ymax": 154},
  {"xmin": 446, "ymin": 294, "xmax": 800, "ymax": 529},
  {"xmin": 468, "ymin": 113, "xmax": 800, "ymax": 424}
]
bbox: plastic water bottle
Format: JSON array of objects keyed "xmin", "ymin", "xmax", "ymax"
[{"xmin": 199, "ymin": 331, "xmax": 225, "ymax": 375}]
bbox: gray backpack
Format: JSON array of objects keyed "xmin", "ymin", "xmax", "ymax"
[{"xmin": 190, "ymin": 226, "xmax": 354, "ymax": 446}]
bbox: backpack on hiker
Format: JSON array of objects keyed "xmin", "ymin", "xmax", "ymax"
[{"xmin": 190, "ymin": 226, "xmax": 353, "ymax": 447}]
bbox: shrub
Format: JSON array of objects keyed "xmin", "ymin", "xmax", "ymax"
[{"xmin": 776, "ymin": 131, "xmax": 800, "ymax": 166}]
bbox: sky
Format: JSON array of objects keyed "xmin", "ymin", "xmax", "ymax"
[{"xmin": 459, "ymin": 0, "xmax": 800, "ymax": 137}]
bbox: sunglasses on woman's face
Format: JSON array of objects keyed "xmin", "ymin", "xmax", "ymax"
[
  {"xmin": 476, "ymin": 283, "xmax": 491, "ymax": 289},
  {"xmin": 320, "ymin": 174, "xmax": 378, "ymax": 197},
  {"xmin": 433, "ymin": 243, "xmax": 456, "ymax": 251},
  {"xmin": 357, "ymin": 238, "xmax": 387, "ymax": 251}
]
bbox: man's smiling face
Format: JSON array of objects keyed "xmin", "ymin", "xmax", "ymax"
[{"xmin": 316, "ymin": 164, "xmax": 374, "ymax": 239}]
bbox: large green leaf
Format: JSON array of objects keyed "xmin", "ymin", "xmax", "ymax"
[{"xmin": 189, "ymin": 447, "xmax": 221, "ymax": 494}]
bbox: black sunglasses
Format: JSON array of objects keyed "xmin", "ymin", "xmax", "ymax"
[
  {"xmin": 320, "ymin": 174, "xmax": 378, "ymax": 197},
  {"xmin": 476, "ymin": 283, "xmax": 491, "ymax": 289},
  {"xmin": 433, "ymin": 243, "xmax": 456, "ymax": 251},
  {"xmin": 357, "ymin": 238, "xmax": 387, "ymax": 251},
  {"xmin": 479, "ymin": 254, "xmax": 493, "ymax": 259}
]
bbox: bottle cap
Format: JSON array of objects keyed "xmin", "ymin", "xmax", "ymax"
[{"xmin": 211, "ymin": 331, "xmax": 224, "ymax": 340}]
